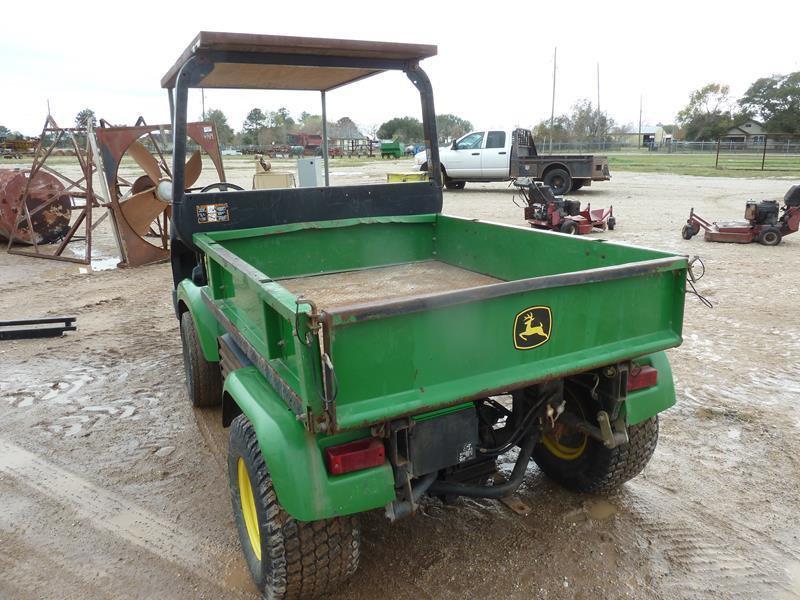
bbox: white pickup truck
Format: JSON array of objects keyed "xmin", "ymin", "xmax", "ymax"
[{"xmin": 415, "ymin": 128, "xmax": 611, "ymax": 194}]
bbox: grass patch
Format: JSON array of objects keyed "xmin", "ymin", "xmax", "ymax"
[{"xmin": 607, "ymin": 152, "xmax": 800, "ymax": 178}]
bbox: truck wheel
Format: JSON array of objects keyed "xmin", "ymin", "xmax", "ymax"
[
  {"xmin": 757, "ymin": 226, "xmax": 782, "ymax": 246},
  {"xmin": 445, "ymin": 181, "xmax": 466, "ymax": 190},
  {"xmin": 180, "ymin": 311, "xmax": 222, "ymax": 407},
  {"xmin": 560, "ymin": 220, "xmax": 578, "ymax": 235},
  {"xmin": 532, "ymin": 389, "xmax": 659, "ymax": 493},
  {"xmin": 543, "ymin": 168, "xmax": 571, "ymax": 195},
  {"xmin": 228, "ymin": 415, "xmax": 361, "ymax": 599}
]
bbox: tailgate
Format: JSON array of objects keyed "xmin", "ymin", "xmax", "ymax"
[{"xmin": 323, "ymin": 255, "xmax": 686, "ymax": 431}]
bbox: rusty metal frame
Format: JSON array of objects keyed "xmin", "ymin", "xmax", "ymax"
[
  {"xmin": 5, "ymin": 115, "xmax": 103, "ymax": 264},
  {"xmin": 93, "ymin": 118, "xmax": 225, "ymax": 267}
]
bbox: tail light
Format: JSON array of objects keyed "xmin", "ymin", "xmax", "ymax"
[
  {"xmin": 627, "ymin": 365, "xmax": 658, "ymax": 392},
  {"xmin": 324, "ymin": 438, "xmax": 385, "ymax": 475}
]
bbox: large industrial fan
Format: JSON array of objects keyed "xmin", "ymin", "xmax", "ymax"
[{"xmin": 93, "ymin": 120, "xmax": 226, "ymax": 267}]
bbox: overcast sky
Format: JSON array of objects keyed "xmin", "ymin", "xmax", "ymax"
[{"xmin": 3, "ymin": 0, "xmax": 800, "ymax": 137}]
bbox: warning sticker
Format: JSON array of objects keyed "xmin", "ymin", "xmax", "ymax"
[{"xmin": 196, "ymin": 203, "xmax": 230, "ymax": 224}]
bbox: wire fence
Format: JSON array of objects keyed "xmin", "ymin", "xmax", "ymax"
[{"xmin": 538, "ymin": 134, "xmax": 800, "ymax": 172}]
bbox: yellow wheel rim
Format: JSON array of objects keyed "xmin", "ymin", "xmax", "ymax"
[
  {"xmin": 542, "ymin": 431, "xmax": 587, "ymax": 460},
  {"xmin": 238, "ymin": 457, "xmax": 261, "ymax": 560},
  {"xmin": 542, "ymin": 388, "xmax": 588, "ymax": 461}
]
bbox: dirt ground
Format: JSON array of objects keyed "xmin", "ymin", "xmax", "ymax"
[{"xmin": 1, "ymin": 158, "xmax": 799, "ymax": 600}]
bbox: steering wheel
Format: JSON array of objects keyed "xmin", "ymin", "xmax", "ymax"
[{"xmin": 200, "ymin": 182, "xmax": 244, "ymax": 193}]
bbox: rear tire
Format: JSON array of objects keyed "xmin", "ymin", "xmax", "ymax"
[
  {"xmin": 560, "ymin": 220, "xmax": 578, "ymax": 235},
  {"xmin": 543, "ymin": 168, "xmax": 572, "ymax": 196},
  {"xmin": 180, "ymin": 311, "xmax": 222, "ymax": 407},
  {"xmin": 228, "ymin": 415, "xmax": 361, "ymax": 599},
  {"xmin": 532, "ymin": 388, "xmax": 659, "ymax": 493},
  {"xmin": 607, "ymin": 217, "xmax": 616, "ymax": 231},
  {"xmin": 757, "ymin": 226, "xmax": 782, "ymax": 246}
]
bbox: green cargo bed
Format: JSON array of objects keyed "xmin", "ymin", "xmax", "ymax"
[{"xmin": 196, "ymin": 214, "xmax": 687, "ymax": 433}]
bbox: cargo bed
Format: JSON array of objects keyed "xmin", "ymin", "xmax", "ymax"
[{"xmin": 196, "ymin": 213, "xmax": 687, "ymax": 433}]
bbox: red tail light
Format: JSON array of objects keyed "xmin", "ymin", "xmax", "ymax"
[
  {"xmin": 325, "ymin": 438, "xmax": 385, "ymax": 475},
  {"xmin": 628, "ymin": 366, "xmax": 658, "ymax": 392}
]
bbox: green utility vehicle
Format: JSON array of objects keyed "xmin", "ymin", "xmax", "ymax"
[
  {"xmin": 163, "ymin": 32, "xmax": 687, "ymax": 599},
  {"xmin": 380, "ymin": 139, "xmax": 404, "ymax": 158}
]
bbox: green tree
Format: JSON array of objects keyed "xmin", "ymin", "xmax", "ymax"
[
  {"xmin": 740, "ymin": 72, "xmax": 800, "ymax": 134},
  {"xmin": 0, "ymin": 125, "xmax": 10, "ymax": 138},
  {"xmin": 205, "ymin": 108, "xmax": 234, "ymax": 144},
  {"xmin": 567, "ymin": 99, "xmax": 615, "ymax": 139},
  {"xmin": 435, "ymin": 114, "xmax": 473, "ymax": 143},
  {"xmin": 676, "ymin": 83, "xmax": 734, "ymax": 140},
  {"xmin": 271, "ymin": 107, "xmax": 294, "ymax": 128},
  {"xmin": 299, "ymin": 113, "xmax": 323, "ymax": 134},
  {"xmin": 75, "ymin": 108, "xmax": 96, "ymax": 129},
  {"xmin": 533, "ymin": 100, "xmax": 614, "ymax": 143},
  {"xmin": 377, "ymin": 116, "xmax": 423, "ymax": 143},
  {"xmin": 241, "ymin": 108, "xmax": 268, "ymax": 145}
]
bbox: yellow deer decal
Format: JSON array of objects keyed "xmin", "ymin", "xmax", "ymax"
[{"xmin": 518, "ymin": 312, "xmax": 548, "ymax": 342}]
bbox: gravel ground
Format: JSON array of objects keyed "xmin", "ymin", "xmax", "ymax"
[{"xmin": 1, "ymin": 158, "xmax": 799, "ymax": 599}]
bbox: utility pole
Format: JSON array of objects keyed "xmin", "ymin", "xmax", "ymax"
[
  {"xmin": 549, "ymin": 47, "xmax": 557, "ymax": 154},
  {"xmin": 596, "ymin": 63, "xmax": 600, "ymax": 114},
  {"xmin": 638, "ymin": 94, "xmax": 643, "ymax": 148}
]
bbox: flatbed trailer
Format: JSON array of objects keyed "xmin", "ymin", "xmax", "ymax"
[{"xmin": 162, "ymin": 32, "xmax": 687, "ymax": 600}]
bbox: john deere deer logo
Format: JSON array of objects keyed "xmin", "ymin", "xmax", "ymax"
[{"xmin": 513, "ymin": 306, "xmax": 552, "ymax": 350}]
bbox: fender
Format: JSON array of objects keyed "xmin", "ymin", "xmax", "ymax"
[
  {"xmin": 625, "ymin": 351, "xmax": 676, "ymax": 425},
  {"xmin": 224, "ymin": 367, "xmax": 395, "ymax": 521},
  {"xmin": 176, "ymin": 279, "xmax": 222, "ymax": 361}
]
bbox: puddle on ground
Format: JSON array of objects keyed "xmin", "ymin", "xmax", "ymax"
[{"xmin": 587, "ymin": 498, "xmax": 618, "ymax": 521}]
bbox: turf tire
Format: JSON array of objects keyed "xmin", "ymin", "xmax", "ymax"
[
  {"xmin": 180, "ymin": 311, "xmax": 222, "ymax": 407},
  {"xmin": 533, "ymin": 412, "xmax": 659, "ymax": 494},
  {"xmin": 228, "ymin": 415, "xmax": 361, "ymax": 599}
]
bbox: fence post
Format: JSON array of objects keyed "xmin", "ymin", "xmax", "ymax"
[
  {"xmin": 715, "ymin": 138, "xmax": 721, "ymax": 169},
  {"xmin": 761, "ymin": 135, "xmax": 767, "ymax": 170}
]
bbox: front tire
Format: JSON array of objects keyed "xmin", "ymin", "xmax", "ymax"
[
  {"xmin": 681, "ymin": 224, "xmax": 694, "ymax": 240},
  {"xmin": 757, "ymin": 226, "xmax": 782, "ymax": 246},
  {"xmin": 560, "ymin": 220, "xmax": 578, "ymax": 235},
  {"xmin": 229, "ymin": 415, "xmax": 361, "ymax": 599},
  {"xmin": 533, "ymin": 388, "xmax": 659, "ymax": 493},
  {"xmin": 445, "ymin": 181, "xmax": 466, "ymax": 190},
  {"xmin": 180, "ymin": 311, "xmax": 222, "ymax": 407}
]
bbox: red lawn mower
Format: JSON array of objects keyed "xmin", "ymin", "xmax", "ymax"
[
  {"xmin": 682, "ymin": 184, "xmax": 800, "ymax": 246},
  {"xmin": 514, "ymin": 178, "xmax": 615, "ymax": 235}
]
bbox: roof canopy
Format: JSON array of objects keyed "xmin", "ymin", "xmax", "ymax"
[{"xmin": 161, "ymin": 31, "xmax": 437, "ymax": 91}]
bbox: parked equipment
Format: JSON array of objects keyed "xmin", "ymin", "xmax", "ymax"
[
  {"xmin": 682, "ymin": 185, "xmax": 800, "ymax": 246},
  {"xmin": 380, "ymin": 140, "xmax": 404, "ymax": 158},
  {"xmin": 514, "ymin": 178, "xmax": 615, "ymax": 234},
  {"xmin": 163, "ymin": 32, "xmax": 686, "ymax": 599}
]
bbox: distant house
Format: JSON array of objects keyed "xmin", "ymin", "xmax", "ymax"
[
  {"xmin": 611, "ymin": 125, "xmax": 671, "ymax": 147},
  {"xmin": 723, "ymin": 120, "xmax": 766, "ymax": 144}
]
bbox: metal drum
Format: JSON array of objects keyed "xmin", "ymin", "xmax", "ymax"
[{"xmin": 0, "ymin": 169, "xmax": 71, "ymax": 244}]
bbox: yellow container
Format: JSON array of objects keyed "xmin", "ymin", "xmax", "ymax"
[{"xmin": 386, "ymin": 172, "xmax": 428, "ymax": 183}]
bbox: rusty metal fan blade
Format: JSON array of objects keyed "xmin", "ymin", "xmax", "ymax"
[
  {"xmin": 184, "ymin": 151, "xmax": 202, "ymax": 189},
  {"xmin": 128, "ymin": 141, "xmax": 162, "ymax": 184},
  {"xmin": 120, "ymin": 188, "xmax": 168, "ymax": 236}
]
